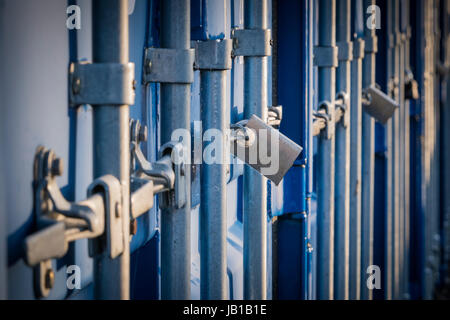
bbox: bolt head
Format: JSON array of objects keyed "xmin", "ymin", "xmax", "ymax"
[
  {"xmin": 51, "ymin": 158, "xmax": 63, "ymax": 177},
  {"xmin": 145, "ymin": 61, "xmax": 152, "ymax": 74},
  {"xmin": 138, "ymin": 125, "xmax": 148, "ymax": 142},
  {"xmin": 72, "ymin": 77, "xmax": 81, "ymax": 95},
  {"xmin": 45, "ymin": 269, "xmax": 55, "ymax": 289}
]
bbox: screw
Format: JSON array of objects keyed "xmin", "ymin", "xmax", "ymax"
[
  {"xmin": 51, "ymin": 158, "xmax": 63, "ymax": 177},
  {"xmin": 45, "ymin": 268, "xmax": 55, "ymax": 289},
  {"xmin": 138, "ymin": 124, "xmax": 148, "ymax": 142},
  {"xmin": 72, "ymin": 77, "xmax": 81, "ymax": 95},
  {"xmin": 130, "ymin": 219, "xmax": 138, "ymax": 235}
]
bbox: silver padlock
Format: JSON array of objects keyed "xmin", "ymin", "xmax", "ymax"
[
  {"xmin": 230, "ymin": 115, "xmax": 303, "ymax": 185},
  {"xmin": 362, "ymin": 85, "xmax": 399, "ymax": 124}
]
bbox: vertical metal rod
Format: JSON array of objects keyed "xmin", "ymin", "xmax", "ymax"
[
  {"xmin": 243, "ymin": 0, "xmax": 268, "ymax": 300},
  {"xmin": 400, "ymin": 0, "xmax": 410, "ymax": 299},
  {"xmin": 200, "ymin": 64, "xmax": 228, "ymax": 300},
  {"xmin": 160, "ymin": 0, "xmax": 191, "ymax": 300},
  {"xmin": 349, "ymin": 0, "xmax": 365, "ymax": 300},
  {"xmin": 92, "ymin": 0, "xmax": 130, "ymax": 300},
  {"xmin": 317, "ymin": 0, "xmax": 336, "ymax": 300},
  {"xmin": 334, "ymin": 0, "xmax": 351, "ymax": 300},
  {"xmin": 361, "ymin": 0, "xmax": 376, "ymax": 301},
  {"xmin": 398, "ymin": 0, "xmax": 406, "ymax": 300},
  {"xmin": 389, "ymin": 0, "xmax": 401, "ymax": 300},
  {"xmin": 442, "ymin": 0, "xmax": 450, "ymax": 289}
]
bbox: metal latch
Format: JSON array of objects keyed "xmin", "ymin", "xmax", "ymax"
[
  {"xmin": 362, "ymin": 85, "xmax": 399, "ymax": 124},
  {"xmin": 267, "ymin": 106, "xmax": 283, "ymax": 128},
  {"xmin": 230, "ymin": 115, "xmax": 303, "ymax": 185},
  {"xmin": 129, "ymin": 120, "xmax": 187, "ymax": 218},
  {"xmin": 69, "ymin": 62, "xmax": 135, "ymax": 106},
  {"xmin": 313, "ymin": 101, "xmax": 334, "ymax": 139},
  {"xmin": 24, "ymin": 146, "xmax": 123, "ymax": 298},
  {"xmin": 231, "ymin": 28, "xmax": 272, "ymax": 57},
  {"xmin": 405, "ymin": 70, "xmax": 419, "ymax": 100}
]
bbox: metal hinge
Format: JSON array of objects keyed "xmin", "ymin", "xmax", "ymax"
[
  {"xmin": 69, "ymin": 62, "xmax": 135, "ymax": 106},
  {"xmin": 24, "ymin": 146, "xmax": 123, "ymax": 298},
  {"xmin": 231, "ymin": 28, "xmax": 272, "ymax": 57},
  {"xmin": 313, "ymin": 46, "xmax": 339, "ymax": 68},
  {"xmin": 143, "ymin": 48, "xmax": 195, "ymax": 84},
  {"xmin": 193, "ymin": 39, "xmax": 233, "ymax": 70}
]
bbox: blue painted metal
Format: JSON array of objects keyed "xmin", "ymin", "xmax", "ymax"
[
  {"xmin": 316, "ymin": 0, "xmax": 336, "ymax": 300},
  {"xmin": 275, "ymin": 0, "xmax": 310, "ymax": 300},
  {"xmin": 243, "ymin": 0, "xmax": 269, "ymax": 300},
  {"xmin": 361, "ymin": 0, "xmax": 377, "ymax": 301},
  {"xmin": 1, "ymin": 0, "xmax": 449, "ymax": 302},
  {"xmin": 349, "ymin": 0, "xmax": 365, "ymax": 300},
  {"xmin": 334, "ymin": 0, "xmax": 352, "ymax": 300}
]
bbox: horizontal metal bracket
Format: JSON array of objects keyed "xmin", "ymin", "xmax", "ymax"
[
  {"xmin": 337, "ymin": 41, "xmax": 353, "ymax": 61},
  {"xmin": 363, "ymin": 35, "xmax": 378, "ymax": 53},
  {"xmin": 194, "ymin": 39, "xmax": 233, "ymax": 70},
  {"xmin": 313, "ymin": 46, "xmax": 338, "ymax": 68},
  {"xmin": 231, "ymin": 28, "xmax": 272, "ymax": 57},
  {"xmin": 69, "ymin": 62, "xmax": 135, "ymax": 106},
  {"xmin": 353, "ymin": 38, "xmax": 365, "ymax": 59},
  {"xmin": 143, "ymin": 47, "xmax": 195, "ymax": 84}
]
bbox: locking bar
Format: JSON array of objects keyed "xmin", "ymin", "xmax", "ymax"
[
  {"xmin": 194, "ymin": 39, "xmax": 233, "ymax": 70},
  {"xmin": 129, "ymin": 120, "xmax": 187, "ymax": 219},
  {"xmin": 231, "ymin": 28, "xmax": 272, "ymax": 57},
  {"xmin": 353, "ymin": 38, "xmax": 365, "ymax": 60},
  {"xmin": 69, "ymin": 62, "xmax": 135, "ymax": 106},
  {"xmin": 143, "ymin": 47, "xmax": 195, "ymax": 84},
  {"xmin": 24, "ymin": 146, "xmax": 123, "ymax": 298}
]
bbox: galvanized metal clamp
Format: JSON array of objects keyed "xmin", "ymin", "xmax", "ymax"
[
  {"xmin": 231, "ymin": 28, "xmax": 272, "ymax": 57},
  {"xmin": 69, "ymin": 62, "xmax": 136, "ymax": 106},
  {"xmin": 24, "ymin": 146, "xmax": 123, "ymax": 298},
  {"xmin": 129, "ymin": 120, "xmax": 187, "ymax": 219},
  {"xmin": 193, "ymin": 39, "xmax": 233, "ymax": 70},
  {"xmin": 143, "ymin": 47, "xmax": 195, "ymax": 84}
]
